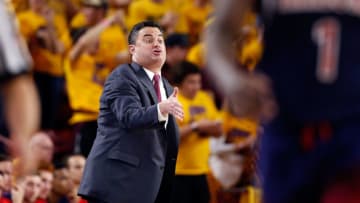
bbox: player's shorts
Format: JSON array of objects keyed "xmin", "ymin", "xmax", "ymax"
[{"xmin": 259, "ymin": 117, "xmax": 360, "ymax": 203}]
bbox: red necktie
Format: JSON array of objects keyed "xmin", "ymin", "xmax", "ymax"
[{"xmin": 153, "ymin": 74, "xmax": 162, "ymax": 102}]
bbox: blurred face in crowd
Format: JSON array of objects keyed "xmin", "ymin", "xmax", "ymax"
[
  {"xmin": 23, "ymin": 175, "xmax": 42, "ymax": 203},
  {"xmin": 30, "ymin": 132, "xmax": 54, "ymax": 164},
  {"xmin": 199, "ymin": 0, "xmax": 210, "ymax": 4},
  {"xmin": 180, "ymin": 73, "xmax": 202, "ymax": 99},
  {"xmin": 52, "ymin": 168, "xmax": 74, "ymax": 196},
  {"xmin": 38, "ymin": 170, "xmax": 53, "ymax": 199},
  {"xmin": 130, "ymin": 26, "xmax": 166, "ymax": 71},
  {"xmin": 67, "ymin": 155, "xmax": 86, "ymax": 185},
  {"xmin": 166, "ymin": 46, "xmax": 188, "ymax": 65},
  {"xmin": 0, "ymin": 160, "xmax": 13, "ymax": 192},
  {"xmin": 29, "ymin": 0, "xmax": 46, "ymax": 11},
  {"xmin": 0, "ymin": 173, "xmax": 5, "ymax": 197},
  {"xmin": 82, "ymin": 6, "xmax": 106, "ymax": 26},
  {"xmin": 108, "ymin": 0, "xmax": 132, "ymax": 7}
]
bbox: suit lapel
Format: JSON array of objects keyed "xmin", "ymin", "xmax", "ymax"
[
  {"xmin": 162, "ymin": 79, "xmax": 179, "ymax": 147},
  {"xmin": 130, "ymin": 62, "xmax": 158, "ymax": 103},
  {"xmin": 162, "ymin": 78, "xmax": 173, "ymax": 98}
]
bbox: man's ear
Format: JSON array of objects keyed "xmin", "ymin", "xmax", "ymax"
[{"xmin": 129, "ymin": 45, "xmax": 135, "ymax": 55}]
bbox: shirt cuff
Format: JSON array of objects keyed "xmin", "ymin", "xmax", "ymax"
[{"xmin": 157, "ymin": 104, "xmax": 168, "ymax": 122}]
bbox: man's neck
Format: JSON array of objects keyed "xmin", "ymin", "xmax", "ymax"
[{"xmin": 137, "ymin": 62, "xmax": 162, "ymax": 74}]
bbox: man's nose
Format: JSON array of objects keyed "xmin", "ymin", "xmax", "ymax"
[{"xmin": 153, "ymin": 40, "xmax": 161, "ymax": 47}]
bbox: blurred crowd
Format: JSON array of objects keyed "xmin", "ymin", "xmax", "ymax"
[{"xmin": 0, "ymin": 0, "xmax": 264, "ymax": 202}]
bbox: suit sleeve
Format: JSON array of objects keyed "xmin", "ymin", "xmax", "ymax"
[{"xmin": 103, "ymin": 72, "xmax": 165, "ymax": 130}]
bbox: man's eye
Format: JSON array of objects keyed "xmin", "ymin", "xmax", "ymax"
[{"xmin": 144, "ymin": 38, "xmax": 153, "ymax": 43}]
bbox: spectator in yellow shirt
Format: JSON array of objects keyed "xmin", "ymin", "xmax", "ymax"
[
  {"xmin": 66, "ymin": 11, "xmax": 127, "ymax": 157},
  {"xmin": 17, "ymin": 0, "xmax": 71, "ymax": 130},
  {"xmin": 180, "ymin": 0, "xmax": 213, "ymax": 45},
  {"xmin": 128, "ymin": 0, "xmax": 178, "ymax": 34},
  {"xmin": 171, "ymin": 61, "xmax": 222, "ymax": 203},
  {"xmin": 70, "ymin": 0, "xmax": 129, "ymax": 69}
]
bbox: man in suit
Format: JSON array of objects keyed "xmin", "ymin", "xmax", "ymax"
[{"xmin": 78, "ymin": 20, "xmax": 184, "ymax": 203}]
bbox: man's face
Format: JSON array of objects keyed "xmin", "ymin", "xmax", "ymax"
[
  {"xmin": 23, "ymin": 175, "xmax": 42, "ymax": 203},
  {"xmin": 29, "ymin": 0, "xmax": 47, "ymax": 11},
  {"xmin": 67, "ymin": 155, "xmax": 86, "ymax": 185},
  {"xmin": 129, "ymin": 27, "xmax": 166, "ymax": 70},
  {"xmin": 32, "ymin": 136, "xmax": 54, "ymax": 164},
  {"xmin": 82, "ymin": 6, "xmax": 106, "ymax": 26},
  {"xmin": 180, "ymin": 73, "xmax": 202, "ymax": 99},
  {"xmin": 52, "ymin": 168, "xmax": 74, "ymax": 196},
  {"xmin": 0, "ymin": 173, "xmax": 5, "ymax": 197},
  {"xmin": 39, "ymin": 170, "xmax": 53, "ymax": 199},
  {"xmin": 167, "ymin": 46, "xmax": 188, "ymax": 64},
  {"xmin": 0, "ymin": 161, "xmax": 13, "ymax": 191}
]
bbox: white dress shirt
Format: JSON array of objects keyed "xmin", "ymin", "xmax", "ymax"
[{"xmin": 143, "ymin": 68, "xmax": 168, "ymax": 125}]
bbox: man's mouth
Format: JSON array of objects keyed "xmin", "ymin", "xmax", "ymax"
[{"xmin": 153, "ymin": 50, "xmax": 162, "ymax": 55}]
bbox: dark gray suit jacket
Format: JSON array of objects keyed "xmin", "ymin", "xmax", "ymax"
[{"xmin": 78, "ymin": 62, "xmax": 179, "ymax": 203}]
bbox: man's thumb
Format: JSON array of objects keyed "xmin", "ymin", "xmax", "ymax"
[{"xmin": 171, "ymin": 87, "xmax": 179, "ymax": 97}]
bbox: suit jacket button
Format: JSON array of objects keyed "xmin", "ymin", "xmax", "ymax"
[{"xmin": 160, "ymin": 166, "xmax": 164, "ymax": 170}]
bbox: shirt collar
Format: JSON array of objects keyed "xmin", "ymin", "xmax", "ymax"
[{"xmin": 143, "ymin": 67, "xmax": 162, "ymax": 81}]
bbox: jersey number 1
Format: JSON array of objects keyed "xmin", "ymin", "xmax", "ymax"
[{"xmin": 312, "ymin": 17, "xmax": 341, "ymax": 84}]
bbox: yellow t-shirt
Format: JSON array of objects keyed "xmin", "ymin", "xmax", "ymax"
[
  {"xmin": 237, "ymin": 11, "xmax": 263, "ymax": 70},
  {"xmin": 11, "ymin": 0, "xmax": 27, "ymax": 14},
  {"xmin": 238, "ymin": 36, "xmax": 263, "ymax": 71},
  {"xmin": 186, "ymin": 43, "xmax": 205, "ymax": 68},
  {"xmin": 181, "ymin": 2, "xmax": 213, "ymax": 44},
  {"xmin": 64, "ymin": 53, "xmax": 112, "ymax": 124},
  {"xmin": 70, "ymin": 12, "xmax": 86, "ymax": 29},
  {"xmin": 221, "ymin": 110, "xmax": 258, "ymax": 144},
  {"xmin": 128, "ymin": 0, "xmax": 171, "ymax": 28},
  {"xmin": 162, "ymin": 0, "xmax": 189, "ymax": 34},
  {"xmin": 17, "ymin": 10, "xmax": 71, "ymax": 76},
  {"xmin": 176, "ymin": 90, "xmax": 220, "ymax": 175},
  {"xmin": 96, "ymin": 25, "xmax": 128, "ymax": 69},
  {"xmin": 17, "ymin": 10, "xmax": 45, "ymax": 41},
  {"xmin": 47, "ymin": 0, "xmax": 70, "ymax": 22},
  {"xmin": 107, "ymin": 8, "xmax": 131, "ymax": 31},
  {"xmin": 70, "ymin": 14, "xmax": 128, "ymax": 69}
]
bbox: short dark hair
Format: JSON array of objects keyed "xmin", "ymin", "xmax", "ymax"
[
  {"xmin": 64, "ymin": 153, "xmax": 84, "ymax": 168},
  {"xmin": 165, "ymin": 33, "xmax": 189, "ymax": 48},
  {"xmin": 0, "ymin": 154, "xmax": 11, "ymax": 162},
  {"xmin": 173, "ymin": 61, "xmax": 201, "ymax": 85},
  {"xmin": 128, "ymin": 21, "xmax": 164, "ymax": 45},
  {"xmin": 70, "ymin": 27, "xmax": 88, "ymax": 44},
  {"xmin": 81, "ymin": 0, "xmax": 108, "ymax": 10}
]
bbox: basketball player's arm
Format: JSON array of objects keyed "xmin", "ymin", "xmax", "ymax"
[
  {"xmin": 2, "ymin": 75, "xmax": 39, "ymax": 140},
  {"xmin": 205, "ymin": 0, "xmax": 252, "ymax": 92},
  {"xmin": 2, "ymin": 74, "xmax": 40, "ymax": 175},
  {"xmin": 206, "ymin": 0, "xmax": 276, "ymax": 121},
  {"xmin": 0, "ymin": 0, "xmax": 40, "ymax": 176}
]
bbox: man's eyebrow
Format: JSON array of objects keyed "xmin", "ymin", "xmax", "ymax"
[{"xmin": 143, "ymin": 34, "xmax": 163, "ymax": 37}]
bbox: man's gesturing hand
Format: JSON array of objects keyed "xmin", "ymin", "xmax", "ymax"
[{"xmin": 159, "ymin": 87, "xmax": 184, "ymax": 121}]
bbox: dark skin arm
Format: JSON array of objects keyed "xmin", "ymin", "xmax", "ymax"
[
  {"xmin": 2, "ymin": 74, "xmax": 40, "ymax": 175},
  {"xmin": 205, "ymin": 0, "xmax": 276, "ymax": 121}
]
